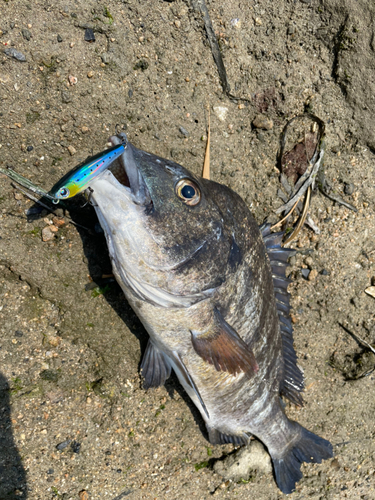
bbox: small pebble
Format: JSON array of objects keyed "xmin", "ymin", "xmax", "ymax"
[
  {"xmin": 344, "ymin": 182, "xmax": 354, "ymax": 195},
  {"xmin": 68, "ymin": 145, "xmax": 77, "ymax": 155},
  {"xmin": 320, "ymin": 269, "xmax": 330, "ymax": 276},
  {"xmin": 230, "ymin": 18, "xmax": 241, "ymax": 29},
  {"xmin": 308, "ymin": 269, "xmax": 318, "ymax": 281},
  {"xmin": 79, "ymin": 491, "xmax": 89, "ymax": 500},
  {"xmin": 252, "ymin": 114, "xmax": 273, "ymax": 130},
  {"xmin": 4, "ymin": 47, "xmax": 26, "ymax": 62},
  {"xmin": 179, "ymin": 126, "xmax": 189, "ymax": 137},
  {"xmin": 304, "ymin": 256, "xmax": 313, "ymax": 268},
  {"xmin": 52, "ymin": 216, "xmax": 66, "ymax": 227},
  {"xmin": 48, "ymin": 336, "xmax": 61, "ymax": 347},
  {"xmin": 174, "ymin": 20, "xmax": 181, "ymax": 28},
  {"xmin": 213, "ymin": 105, "xmax": 228, "ymax": 122},
  {"xmin": 365, "ymin": 286, "xmax": 375, "ymax": 299},
  {"xmin": 101, "ymin": 52, "xmax": 110, "ymax": 64},
  {"xmin": 84, "ymin": 28, "xmax": 95, "ymax": 43},
  {"xmin": 57, "ymin": 34, "xmax": 63, "ymax": 42},
  {"xmin": 21, "ymin": 29, "xmax": 32, "ymax": 41},
  {"xmin": 301, "ymin": 269, "xmax": 310, "ymax": 280},
  {"xmin": 49, "ymin": 225, "xmax": 58, "ymax": 233},
  {"xmin": 42, "ymin": 227, "xmax": 55, "ymax": 242},
  {"xmin": 27, "ymin": 145, "xmax": 33, "ymax": 152},
  {"xmin": 68, "ymin": 75, "xmax": 77, "ymax": 85},
  {"xmin": 81, "ymin": 126, "xmax": 89, "ymax": 133},
  {"xmin": 56, "ymin": 439, "xmax": 71, "ymax": 451},
  {"xmin": 87, "ymin": 71, "xmax": 94, "ymax": 78},
  {"xmin": 71, "ymin": 440, "xmax": 81, "ymax": 454},
  {"xmin": 61, "ymin": 91, "xmax": 72, "ymax": 103}
]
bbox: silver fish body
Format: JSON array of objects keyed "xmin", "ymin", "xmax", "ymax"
[{"xmin": 89, "ymin": 136, "xmax": 333, "ymax": 494}]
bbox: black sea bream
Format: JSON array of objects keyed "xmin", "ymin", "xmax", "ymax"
[{"xmin": 89, "ymin": 134, "xmax": 333, "ymax": 494}]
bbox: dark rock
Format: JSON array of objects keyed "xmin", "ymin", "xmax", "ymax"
[
  {"xmin": 56, "ymin": 440, "xmax": 71, "ymax": 451},
  {"xmin": 21, "ymin": 29, "xmax": 31, "ymax": 41},
  {"xmin": 47, "ymin": 468, "xmax": 54, "ymax": 474},
  {"xmin": 133, "ymin": 60, "xmax": 149, "ymax": 71},
  {"xmin": 26, "ymin": 145, "xmax": 33, "ymax": 152},
  {"xmin": 301, "ymin": 269, "xmax": 310, "ymax": 279},
  {"xmin": 4, "ymin": 47, "xmax": 26, "ymax": 62},
  {"xmin": 14, "ymin": 331, "xmax": 23, "ymax": 337},
  {"xmin": 320, "ymin": 269, "xmax": 330, "ymax": 276},
  {"xmin": 71, "ymin": 440, "xmax": 81, "ymax": 453},
  {"xmin": 57, "ymin": 34, "xmax": 63, "ymax": 43},
  {"xmin": 128, "ymin": 89, "xmax": 133, "ymax": 98},
  {"xmin": 84, "ymin": 28, "xmax": 95, "ymax": 43}
]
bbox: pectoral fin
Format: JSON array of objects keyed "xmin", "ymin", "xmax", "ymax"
[{"xmin": 191, "ymin": 308, "xmax": 258, "ymax": 378}]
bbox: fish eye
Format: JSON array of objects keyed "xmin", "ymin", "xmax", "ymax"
[
  {"xmin": 175, "ymin": 179, "xmax": 201, "ymax": 206},
  {"xmin": 57, "ymin": 187, "xmax": 70, "ymax": 199}
]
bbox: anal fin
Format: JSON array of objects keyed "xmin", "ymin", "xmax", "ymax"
[
  {"xmin": 207, "ymin": 425, "xmax": 251, "ymax": 446},
  {"xmin": 140, "ymin": 340, "xmax": 171, "ymax": 390},
  {"xmin": 171, "ymin": 351, "xmax": 210, "ymax": 419}
]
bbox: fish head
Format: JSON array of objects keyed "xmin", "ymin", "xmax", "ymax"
[{"xmin": 89, "ymin": 134, "xmax": 234, "ymax": 307}]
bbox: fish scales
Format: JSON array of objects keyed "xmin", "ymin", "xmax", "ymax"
[{"xmin": 88, "ymin": 135, "xmax": 333, "ymax": 494}]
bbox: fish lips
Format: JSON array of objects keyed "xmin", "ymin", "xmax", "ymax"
[{"xmin": 108, "ymin": 134, "xmax": 152, "ymax": 207}]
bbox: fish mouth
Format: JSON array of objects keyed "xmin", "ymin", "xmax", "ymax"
[{"xmin": 107, "ymin": 133, "xmax": 152, "ymax": 207}]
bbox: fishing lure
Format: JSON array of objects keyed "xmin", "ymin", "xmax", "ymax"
[{"xmin": 50, "ymin": 141, "xmax": 127, "ymax": 201}]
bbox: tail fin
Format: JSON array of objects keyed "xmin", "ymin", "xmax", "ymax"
[{"xmin": 272, "ymin": 425, "xmax": 333, "ymax": 494}]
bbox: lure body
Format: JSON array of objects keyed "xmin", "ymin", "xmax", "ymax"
[{"xmin": 50, "ymin": 143, "xmax": 126, "ymax": 200}]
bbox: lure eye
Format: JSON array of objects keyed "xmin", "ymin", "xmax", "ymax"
[
  {"xmin": 175, "ymin": 179, "xmax": 201, "ymax": 206},
  {"xmin": 57, "ymin": 187, "xmax": 70, "ymax": 199}
]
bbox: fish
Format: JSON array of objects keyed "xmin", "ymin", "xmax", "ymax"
[
  {"xmin": 50, "ymin": 142, "xmax": 126, "ymax": 200},
  {"xmin": 87, "ymin": 133, "xmax": 333, "ymax": 494}
]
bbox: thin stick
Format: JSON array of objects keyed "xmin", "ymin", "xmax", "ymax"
[
  {"xmin": 0, "ymin": 167, "xmax": 58, "ymax": 203},
  {"xmin": 275, "ymin": 149, "xmax": 323, "ymax": 214},
  {"xmin": 339, "ymin": 322, "xmax": 375, "ymax": 355},
  {"xmin": 202, "ymin": 109, "xmax": 210, "ymax": 180},
  {"xmin": 283, "ymin": 186, "xmax": 311, "ymax": 246},
  {"xmin": 11, "ymin": 183, "xmax": 57, "ymax": 214},
  {"xmin": 271, "ymin": 198, "xmax": 300, "ymax": 230}
]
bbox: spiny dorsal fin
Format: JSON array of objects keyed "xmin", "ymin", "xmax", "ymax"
[
  {"xmin": 191, "ymin": 308, "xmax": 258, "ymax": 378},
  {"xmin": 260, "ymin": 223, "xmax": 304, "ymax": 406}
]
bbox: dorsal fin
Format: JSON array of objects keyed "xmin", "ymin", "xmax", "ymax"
[{"xmin": 260, "ymin": 223, "xmax": 304, "ymax": 406}]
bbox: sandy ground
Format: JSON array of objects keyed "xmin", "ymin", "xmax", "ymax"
[{"xmin": 0, "ymin": 0, "xmax": 375, "ymax": 499}]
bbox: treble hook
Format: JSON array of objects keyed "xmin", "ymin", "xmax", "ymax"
[
  {"xmin": 81, "ymin": 187, "xmax": 96, "ymax": 208},
  {"xmin": 115, "ymin": 124, "xmax": 128, "ymax": 147}
]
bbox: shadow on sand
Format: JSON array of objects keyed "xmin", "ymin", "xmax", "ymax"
[
  {"xmin": 0, "ymin": 372, "xmax": 28, "ymax": 499},
  {"xmin": 26, "ymin": 197, "xmax": 208, "ymax": 440}
]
